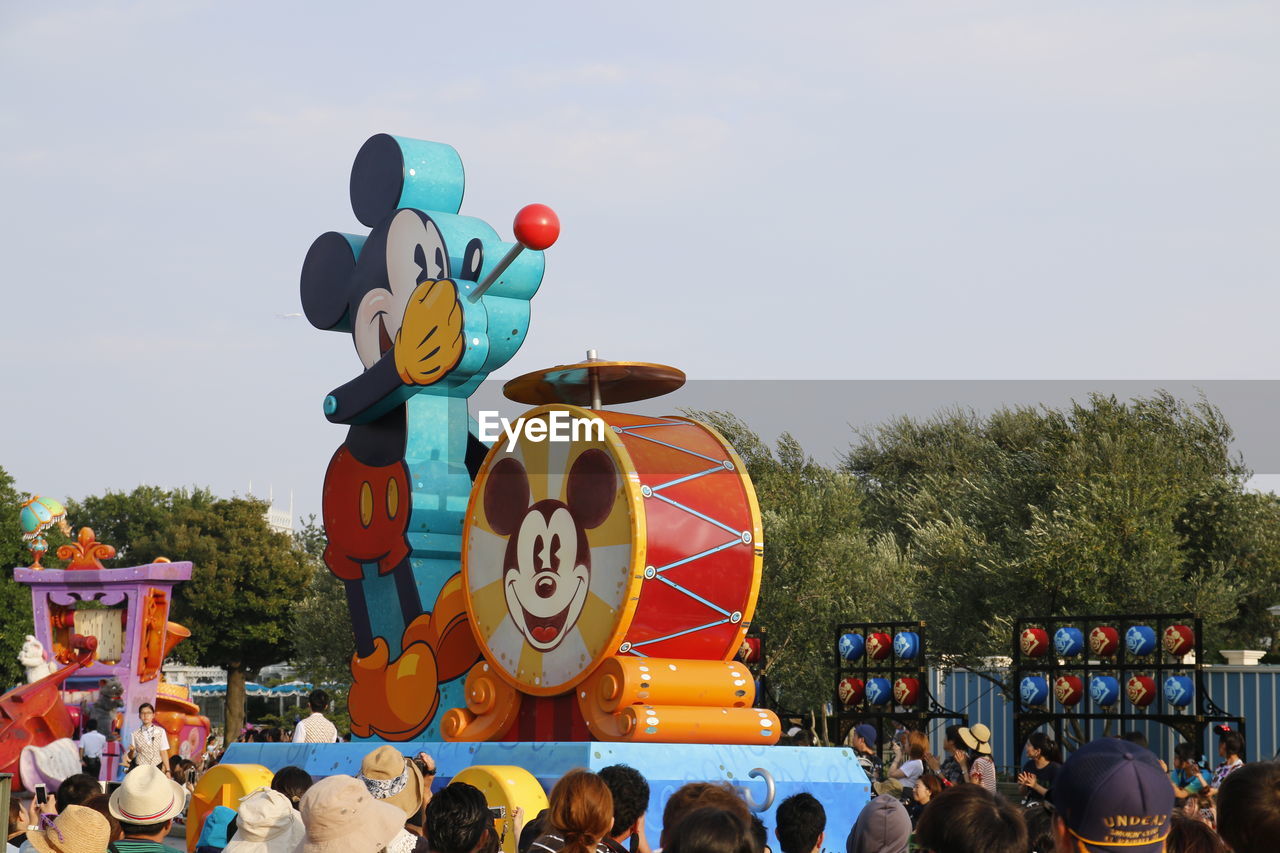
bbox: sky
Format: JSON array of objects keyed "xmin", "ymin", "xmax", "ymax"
[{"xmin": 2, "ymin": 1, "xmax": 1278, "ymax": 524}]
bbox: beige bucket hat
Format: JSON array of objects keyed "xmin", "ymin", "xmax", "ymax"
[
  {"xmin": 27, "ymin": 805, "xmax": 111, "ymax": 853},
  {"xmin": 359, "ymin": 744, "xmax": 424, "ymax": 819},
  {"xmin": 109, "ymin": 764, "xmax": 188, "ymax": 824},
  {"xmin": 225, "ymin": 788, "xmax": 305, "ymax": 853},
  {"xmin": 958, "ymin": 723, "xmax": 993, "ymax": 755},
  {"xmin": 292, "ymin": 775, "xmax": 405, "ymax": 853}
]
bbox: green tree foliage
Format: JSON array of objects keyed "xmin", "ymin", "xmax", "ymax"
[
  {"xmin": 0, "ymin": 466, "xmax": 35, "ymax": 688},
  {"xmin": 69, "ymin": 487, "xmax": 313, "ymax": 740},
  {"xmin": 845, "ymin": 392, "xmax": 1280, "ymax": 669},
  {"xmin": 687, "ymin": 412, "xmax": 918, "ymax": 713},
  {"xmin": 290, "ymin": 516, "xmax": 354, "ymax": 734}
]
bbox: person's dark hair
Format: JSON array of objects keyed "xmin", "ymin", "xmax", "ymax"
[
  {"xmin": 1165, "ymin": 813, "xmax": 1225, "ymax": 853},
  {"xmin": 8, "ymin": 798, "xmax": 22, "ymax": 836},
  {"xmin": 1026, "ymin": 733, "xmax": 1061, "ymax": 765},
  {"xmin": 55, "ymin": 773, "xmax": 101, "ymax": 812},
  {"xmin": 518, "ymin": 809, "xmax": 548, "ymax": 853},
  {"xmin": 1020, "ymin": 803, "xmax": 1054, "ymax": 853},
  {"xmin": 546, "ymin": 769, "xmax": 613, "ymax": 853},
  {"xmin": 426, "ymin": 782, "xmax": 491, "ymax": 853},
  {"xmin": 914, "ymin": 786, "xmax": 1025, "ymax": 853},
  {"xmin": 916, "ymin": 773, "xmax": 944, "ymax": 799},
  {"xmin": 773, "ymin": 793, "xmax": 824, "ymax": 853},
  {"xmin": 119, "ymin": 819, "xmax": 171, "ymax": 837},
  {"xmin": 748, "ymin": 815, "xmax": 768, "ymax": 853},
  {"xmin": 308, "ymin": 689, "xmax": 330, "ymax": 712},
  {"xmin": 1119, "ymin": 731, "xmax": 1149, "ymax": 749},
  {"xmin": 1216, "ymin": 759, "xmax": 1280, "ymax": 853},
  {"xmin": 84, "ymin": 718, "xmax": 99, "ymax": 733},
  {"xmin": 169, "ymin": 755, "xmax": 184, "ymax": 773},
  {"xmin": 662, "ymin": 783, "xmax": 751, "ymax": 847},
  {"xmin": 137, "ymin": 702, "xmax": 155, "ymax": 715},
  {"xmin": 599, "ymin": 764, "xmax": 649, "ymax": 839},
  {"xmin": 944, "ymin": 725, "xmax": 964, "ymax": 749},
  {"xmin": 82, "ymin": 793, "xmax": 122, "ymax": 842},
  {"xmin": 1219, "ymin": 731, "xmax": 1244, "ymax": 759},
  {"xmin": 1174, "ymin": 743, "xmax": 1201, "ymax": 767},
  {"xmin": 665, "ymin": 807, "xmax": 755, "ymax": 853},
  {"xmin": 271, "ymin": 765, "xmax": 314, "ymax": 809}
]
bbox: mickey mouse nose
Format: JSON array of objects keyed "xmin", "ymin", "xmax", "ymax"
[{"xmin": 535, "ymin": 575, "xmax": 557, "ymax": 599}]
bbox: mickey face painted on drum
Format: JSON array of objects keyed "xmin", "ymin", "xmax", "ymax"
[
  {"xmin": 483, "ymin": 449, "xmax": 618, "ymax": 654},
  {"xmin": 506, "ymin": 503, "xmax": 590, "ymax": 651}
]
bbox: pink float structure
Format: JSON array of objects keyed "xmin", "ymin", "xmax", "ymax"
[{"xmin": 2, "ymin": 513, "xmax": 210, "ymax": 790}]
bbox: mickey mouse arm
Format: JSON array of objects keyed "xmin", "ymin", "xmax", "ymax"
[{"xmin": 323, "ymin": 356, "xmax": 412, "ymax": 425}]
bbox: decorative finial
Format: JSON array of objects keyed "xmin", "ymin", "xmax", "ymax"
[{"xmin": 56, "ymin": 527, "xmax": 117, "ymax": 570}]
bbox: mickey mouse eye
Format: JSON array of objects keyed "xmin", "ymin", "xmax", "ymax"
[
  {"xmin": 387, "ymin": 210, "xmax": 449, "ymax": 299},
  {"xmin": 460, "ymin": 238, "xmax": 484, "ymax": 282}
]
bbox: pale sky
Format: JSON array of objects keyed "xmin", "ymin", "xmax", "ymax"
[{"xmin": 3, "ymin": 2, "xmax": 1278, "ymax": 523}]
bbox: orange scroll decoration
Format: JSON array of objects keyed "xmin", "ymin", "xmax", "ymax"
[
  {"xmin": 56, "ymin": 527, "xmax": 117, "ymax": 570},
  {"xmin": 577, "ymin": 657, "xmax": 780, "ymax": 745},
  {"xmin": 441, "ymin": 661, "xmax": 523, "ymax": 742}
]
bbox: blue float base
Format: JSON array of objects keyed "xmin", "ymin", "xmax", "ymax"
[{"xmin": 222, "ymin": 741, "xmax": 870, "ymax": 850}]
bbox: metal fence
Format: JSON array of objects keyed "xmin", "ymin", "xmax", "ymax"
[{"xmin": 923, "ymin": 665, "xmax": 1279, "ymax": 773}]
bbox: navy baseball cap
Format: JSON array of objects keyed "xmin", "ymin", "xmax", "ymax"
[
  {"xmin": 1050, "ymin": 738, "xmax": 1173, "ymax": 852},
  {"xmin": 854, "ymin": 724, "xmax": 877, "ymax": 748}
]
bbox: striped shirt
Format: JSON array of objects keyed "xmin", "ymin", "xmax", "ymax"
[{"xmin": 108, "ymin": 840, "xmax": 172, "ymax": 851}]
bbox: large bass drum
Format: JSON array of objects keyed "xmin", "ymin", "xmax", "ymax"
[{"xmin": 462, "ymin": 405, "xmax": 763, "ymax": 696}]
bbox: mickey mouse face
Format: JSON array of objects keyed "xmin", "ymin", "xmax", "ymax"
[{"xmin": 352, "ymin": 209, "xmax": 450, "ymax": 369}]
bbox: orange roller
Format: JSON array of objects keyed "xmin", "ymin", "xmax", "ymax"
[
  {"xmin": 576, "ymin": 657, "xmax": 779, "ymax": 744},
  {"xmin": 587, "ymin": 657, "xmax": 758, "ymax": 711},
  {"xmin": 580, "ymin": 700, "xmax": 780, "ymax": 745},
  {"xmin": 442, "ymin": 662, "xmax": 523, "ymax": 742}
]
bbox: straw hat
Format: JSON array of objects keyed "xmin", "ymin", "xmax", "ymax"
[
  {"xmin": 28, "ymin": 805, "xmax": 110, "ymax": 853},
  {"xmin": 225, "ymin": 788, "xmax": 306, "ymax": 853},
  {"xmin": 359, "ymin": 745, "xmax": 424, "ymax": 819},
  {"xmin": 958, "ymin": 723, "xmax": 993, "ymax": 755},
  {"xmin": 293, "ymin": 775, "xmax": 405, "ymax": 853},
  {"xmin": 109, "ymin": 764, "xmax": 188, "ymax": 824}
]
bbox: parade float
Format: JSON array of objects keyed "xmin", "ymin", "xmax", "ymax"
[
  {"xmin": 1, "ymin": 498, "xmax": 210, "ymax": 791},
  {"xmin": 209, "ymin": 133, "xmax": 869, "ymax": 853}
]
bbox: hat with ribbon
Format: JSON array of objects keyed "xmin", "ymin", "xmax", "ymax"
[
  {"xmin": 359, "ymin": 745, "xmax": 424, "ymax": 819},
  {"xmin": 293, "ymin": 775, "xmax": 405, "ymax": 853},
  {"xmin": 27, "ymin": 805, "xmax": 111, "ymax": 853},
  {"xmin": 109, "ymin": 764, "xmax": 188, "ymax": 824},
  {"xmin": 225, "ymin": 788, "xmax": 306, "ymax": 853},
  {"xmin": 958, "ymin": 724, "xmax": 993, "ymax": 755}
]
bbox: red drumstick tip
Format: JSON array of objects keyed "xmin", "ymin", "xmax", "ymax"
[{"xmin": 513, "ymin": 203, "xmax": 560, "ymax": 250}]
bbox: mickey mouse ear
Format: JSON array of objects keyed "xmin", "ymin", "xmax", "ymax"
[
  {"xmin": 350, "ymin": 134, "xmax": 465, "ymax": 227},
  {"xmin": 300, "ymin": 231, "xmax": 365, "ymax": 331}
]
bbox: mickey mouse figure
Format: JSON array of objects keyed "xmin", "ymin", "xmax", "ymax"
[{"xmin": 301, "ymin": 133, "xmax": 558, "ymax": 739}]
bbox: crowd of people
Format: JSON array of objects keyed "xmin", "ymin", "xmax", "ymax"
[{"xmin": 8, "ymin": 697, "xmax": 1279, "ymax": 853}]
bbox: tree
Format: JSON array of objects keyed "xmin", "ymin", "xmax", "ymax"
[
  {"xmin": 844, "ymin": 391, "xmax": 1280, "ymax": 670},
  {"xmin": 70, "ymin": 487, "xmax": 313, "ymax": 739},
  {"xmin": 291, "ymin": 516, "xmax": 354, "ymax": 733},
  {"xmin": 0, "ymin": 466, "xmax": 36, "ymax": 688}
]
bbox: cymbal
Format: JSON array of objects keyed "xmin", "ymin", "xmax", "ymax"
[{"xmin": 503, "ymin": 359, "xmax": 686, "ymax": 406}]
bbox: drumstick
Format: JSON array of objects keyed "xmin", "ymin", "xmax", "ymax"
[{"xmin": 468, "ymin": 203, "xmax": 560, "ymax": 302}]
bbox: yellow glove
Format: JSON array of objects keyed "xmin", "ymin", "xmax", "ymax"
[{"xmin": 394, "ymin": 279, "xmax": 465, "ymax": 385}]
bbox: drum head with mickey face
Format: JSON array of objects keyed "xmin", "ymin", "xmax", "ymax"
[{"xmin": 463, "ymin": 408, "xmax": 642, "ymax": 695}]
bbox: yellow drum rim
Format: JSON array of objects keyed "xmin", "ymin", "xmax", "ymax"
[{"xmin": 462, "ymin": 404, "xmax": 647, "ymax": 696}]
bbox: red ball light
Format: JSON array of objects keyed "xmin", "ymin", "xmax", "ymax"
[
  {"xmin": 866, "ymin": 633, "xmax": 893, "ymax": 660},
  {"xmin": 838, "ymin": 677, "xmax": 865, "ymax": 706},
  {"xmin": 893, "ymin": 677, "xmax": 920, "ymax": 706},
  {"xmin": 1021, "ymin": 628, "xmax": 1050, "ymax": 658},
  {"xmin": 1089, "ymin": 626, "xmax": 1119, "ymax": 657},
  {"xmin": 1054, "ymin": 675, "xmax": 1084, "ymax": 706},
  {"xmin": 1127, "ymin": 675, "xmax": 1157, "ymax": 707},
  {"xmin": 1163, "ymin": 624, "xmax": 1195, "ymax": 657},
  {"xmin": 513, "ymin": 203, "xmax": 560, "ymax": 250}
]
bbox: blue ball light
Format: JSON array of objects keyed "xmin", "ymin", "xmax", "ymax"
[{"xmin": 838, "ymin": 632, "xmax": 865, "ymax": 661}]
